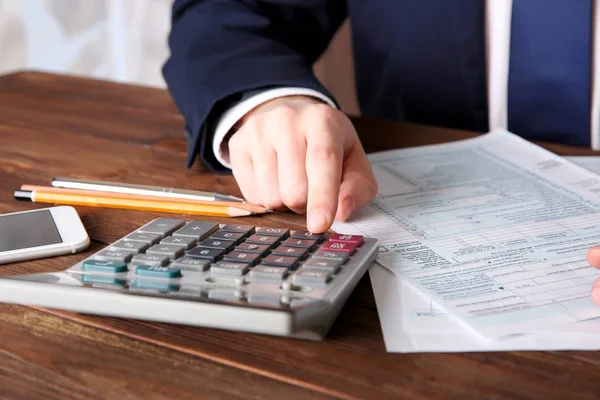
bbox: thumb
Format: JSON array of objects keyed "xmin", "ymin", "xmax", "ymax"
[{"xmin": 335, "ymin": 143, "xmax": 378, "ymax": 221}]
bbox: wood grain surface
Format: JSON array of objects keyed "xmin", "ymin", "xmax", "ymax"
[{"xmin": 1, "ymin": 71, "xmax": 600, "ymax": 400}]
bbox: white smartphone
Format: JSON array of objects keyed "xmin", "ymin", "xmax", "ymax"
[{"xmin": 0, "ymin": 206, "xmax": 90, "ymax": 265}]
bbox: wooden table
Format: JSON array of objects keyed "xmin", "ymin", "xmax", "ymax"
[{"xmin": 1, "ymin": 72, "xmax": 600, "ymax": 400}]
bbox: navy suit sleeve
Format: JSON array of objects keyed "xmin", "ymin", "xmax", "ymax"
[{"xmin": 162, "ymin": 0, "xmax": 347, "ymax": 172}]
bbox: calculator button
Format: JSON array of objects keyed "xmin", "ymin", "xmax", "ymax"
[
  {"xmin": 311, "ymin": 250, "xmax": 349, "ymax": 263},
  {"xmin": 95, "ymin": 250, "xmax": 133, "ymax": 263},
  {"xmin": 290, "ymin": 230, "xmax": 324, "ymax": 242},
  {"xmin": 139, "ymin": 218, "xmax": 185, "ymax": 235},
  {"xmin": 186, "ymin": 247, "xmax": 224, "ymax": 262},
  {"xmin": 82, "ymin": 274, "xmax": 127, "ymax": 286},
  {"xmin": 146, "ymin": 244, "xmax": 185, "ymax": 260},
  {"xmin": 248, "ymin": 294, "xmax": 282, "ymax": 307},
  {"xmin": 249, "ymin": 265, "xmax": 288, "ymax": 281},
  {"xmin": 134, "ymin": 280, "xmax": 180, "ymax": 292},
  {"xmin": 261, "ymin": 255, "xmax": 299, "ymax": 270},
  {"xmin": 255, "ymin": 227, "xmax": 290, "ymax": 238},
  {"xmin": 160, "ymin": 236, "xmax": 197, "ymax": 250},
  {"xmin": 223, "ymin": 251, "xmax": 261, "ymax": 265},
  {"xmin": 197, "ymin": 238, "xmax": 235, "ymax": 252},
  {"xmin": 329, "ymin": 234, "xmax": 364, "ymax": 246},
  {"xmin": 271, "ymin": 246, "xmax": 307, "ymax": 259},
  {"xmin": 131, "ymin": 254, "xmax": 169, "ymax": 267},
  {"xmin": 246, "ymin": 234, "xmax": 280, "ymax": 247},
  {"xmin": 221, "ymin": 224, "xmax": 255, "ymax": 236},
  {"xmin": 211, "ymin": 261, "xmax": 250, "ymax": 276},
  {"xmin": 320, "ymin": 241, "xmax": 357, "ymax": 255},
  {"xmin": 173, "ymin": 221, "xmax": 219, "ymax": 240},
  {"xmin": 110, "ymin": 240, "xmax": 149, "ymax": 253},
  {"xmin": 170, "ymin": 257, "xmax": 210, "ymax": 271},
  {"xmin": 124, "ymin": 232, "xmax": 162, "ymax": 244},
  {"xmin": 208, "ymin": 289, "xmax": 244, "ymax": 301},
  {"xmin": 82, "ymin": 260, "xmax": 128, "ymax": 273},
  {"xmin": 235, "ymin": 242, "xmax": 270, "ymax": 256},
  {"xmin": 136, "ymin": 265, "xmax": 182, "ymax": 278},
  {"xmin": 293, "ymin": 269, "xmax": 331, "ymax": 286},
  {"xmin": 210, "ymin": 231, "xmax": 245, "ymax": 244},
  {"xmin": 281, "ymin": 238, "xmax": 317, "ymax": 250},
  {"xmin": 302, "ymin": 258, "xmax": 342, "ymax": 274}
]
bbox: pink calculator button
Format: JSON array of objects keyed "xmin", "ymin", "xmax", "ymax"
[
  {"xmin": 329, "ymin": 234, "xmax": 364, "ymax": 246},
  {"xmin": 320, "ymin": 240, "xmax": 357, "ymax": 255}
]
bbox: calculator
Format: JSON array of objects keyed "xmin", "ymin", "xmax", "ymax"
[{"xmin": 0, "ymin": 218, "xmax": 378, "ymax": 339}]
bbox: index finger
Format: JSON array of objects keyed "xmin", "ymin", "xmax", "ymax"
[{"xmin": 305, "ymin": 130, "xmax": 343, "ymax": 233}]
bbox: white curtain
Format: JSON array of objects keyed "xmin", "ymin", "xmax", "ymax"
[{"xmin": 0, "ymin": 0, "xmax": 170, "ymax": 87}]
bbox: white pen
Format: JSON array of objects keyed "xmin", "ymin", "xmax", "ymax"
[{"xmin": 51, "ymin": 177, "xmax": 245, "ymax": 203}]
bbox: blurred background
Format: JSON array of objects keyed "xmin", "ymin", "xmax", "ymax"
[{"xmin": 0, "ymin": 0, "xmax": 359, "ymax": 114}]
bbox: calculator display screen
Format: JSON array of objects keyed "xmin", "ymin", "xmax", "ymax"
[{"xmin": 0, "ymin": 210, "xmax": 62, "ymax": 252}]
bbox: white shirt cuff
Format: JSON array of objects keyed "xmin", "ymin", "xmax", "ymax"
[{"xmin": 211, "ymin": 87, "xmax": 337, "ymax": 169}]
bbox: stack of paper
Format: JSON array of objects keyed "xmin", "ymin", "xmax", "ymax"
[{"xmin": 332, "ymin": 130, "xmax": 600, "ymax": 352}]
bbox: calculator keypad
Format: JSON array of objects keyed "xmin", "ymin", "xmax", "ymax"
[{"xmin": 68, "ymin": 218, "xmax": 371, "ymax": 310}]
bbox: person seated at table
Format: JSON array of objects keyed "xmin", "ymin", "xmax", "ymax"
[{"xmin": 161, "ymin": 0, "xmax": 600, "ymax": 302}]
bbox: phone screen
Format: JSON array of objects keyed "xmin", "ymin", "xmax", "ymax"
[{"xmin": 0, "ymin": 210, "xmax": 63, "ymax": 252}]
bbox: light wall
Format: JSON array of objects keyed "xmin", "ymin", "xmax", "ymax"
[{"xmin": 0, "ymin": 0, "xmax": 358, "ymax": 113}]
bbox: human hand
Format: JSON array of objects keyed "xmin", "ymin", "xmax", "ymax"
[
  {"xmin": 586, "ymin": 246, "xmax": 600, "ymax": 304},
  {"xmin": 228, "ymin": 95, "xmax": 378, "ymax": 233}
]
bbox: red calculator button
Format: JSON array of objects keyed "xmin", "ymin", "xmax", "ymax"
[
  {"xmin": 320, "ymin": 241, "xmax": 357, "ymax": 255},
  {"xmin": 329, "ymin": 234, "xmax": 364, "ymax": 246}
]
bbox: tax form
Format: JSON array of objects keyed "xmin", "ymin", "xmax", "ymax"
[{"xmin": 333, "ymin": 130, "xmax": 600, "ymax": 339}]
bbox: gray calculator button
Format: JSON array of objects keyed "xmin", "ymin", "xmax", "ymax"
[
  {"xmin": 131, "ymin": 254, "xmax": 169, "ymax": 266},
  {"xmin": 292, "ymin": 268, "xmax": 331, "ymax": 286},
  {"xmin": 302, "ymin": 258, "xmax": 342, "ymax": 274},
  {"xmin": 249, "ymin": 265, "xmax": 288, "ymax": 281},
  {"xmin": 146, "ymin": 244, "xmax": 185, "ymax": 260},
  {"xmin": 255, "ymin": 227, "xmax": 289, "ymax": 238},
  {"xmin": 138, "ymin": 218, "xmax": 185, "ymax": 235},
  {"xmin": 272, "ymin": 246, "xmax": 307, "ymax": 259},
  {"xmin": 221, "ymin": 224, "xmax": 255, "ymax": 236},
  {"xmin": 210, "ymin": 231, "xmax": 244, "ymax": 244},
  {"xmin": 248, "ymin": 294, "xmax": 282, "ymax": 307},
  {"xmin": 235, "ymin": 242, "xmax": 269, "ymax": 256},
  {"xmin": 170, "ymin": 257, "xmax": 210, "ymax": 271},
  {"xmin": 246, "ymin": 234, "xmax": 280, "ymax": 247},
  {"xmin": 208, "ymin": 289, "xmax": 244, "ymax": 301},
  {"xmin": 173, "ymin": 221, "xmax": 219, "ymax": 240},
  {"xmin": 223, "ymin": 251, "xmax": 261, "ymax": 266},
  {"xmin": 290, "ymin": 230, "xmax": 324, "ymax": 242},
  {"xmin": 211, "ymin": 262, "xmax": 249, "ymax": 276},
  {"xmin": 124, "ymin": 232, "xmax": 162, "ymax": 244},
  {"xmin": 198, "ymin": 238, "xmax": 235, "ymax": 252},
  {"xmin": 95, "ymin": 250, "xmax": 133, "ymax": 263},
  {"xmin": 261, "ymin": 255, "xmax": 299, "ymax": 270},
  {"xmin": 281, "ymin": 238, "xmax": 317, "ymax": 250},
  {"xmin": 110, "ymin": 240, "xmax": 149, "ymax": 253},
  {"xmin": 311, "ymin": 249, "xmax": 349, "ymax": 263},
  {"xmin": 160, "ymin": 236, "xmax": 197, "ymax": 250},
  {"xmin": 186, "ymin": 247, "xmax": 224, "ymax": 262}
]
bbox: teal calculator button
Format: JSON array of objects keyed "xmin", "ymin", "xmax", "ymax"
[
  {"xmin": 82, "ymin": 260, "xmax": 128, "ymax": 273},
  {"xmin": 134, "ymin": 280, "xmax": 179, "ymax": 291},
  {"xmin": 136, "ymin": 265, "xmax": 182, "ymax": 278},
  {"xmin": 82, "ymin": 274, "xmax": 126, "ymax": 286}
]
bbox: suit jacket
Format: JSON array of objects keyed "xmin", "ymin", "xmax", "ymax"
[{"xmin": 161, "ymin": 0, "xmax": 571, "ymax": 172}]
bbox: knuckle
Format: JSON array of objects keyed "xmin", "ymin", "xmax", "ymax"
[
  {"xmin": 281, "ymin": 188, "xmax": 308, "ymax": 210},
  {"xmin": 308, "ymin": 145, "xmax": 338, "ymax": 163}
]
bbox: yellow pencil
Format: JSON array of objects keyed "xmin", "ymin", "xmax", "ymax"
[
  {"xmin": 14, "ymin": 189, "xmax": 253, "ymax": 218},
  {"xmin": 20, "ymin": 185, "xmax": 269, "ymax": 214}
]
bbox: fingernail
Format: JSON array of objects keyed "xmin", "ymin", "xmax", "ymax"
[{"xmin": 308, "ymin": 210, "xmax": 328, "ymax": 232}]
